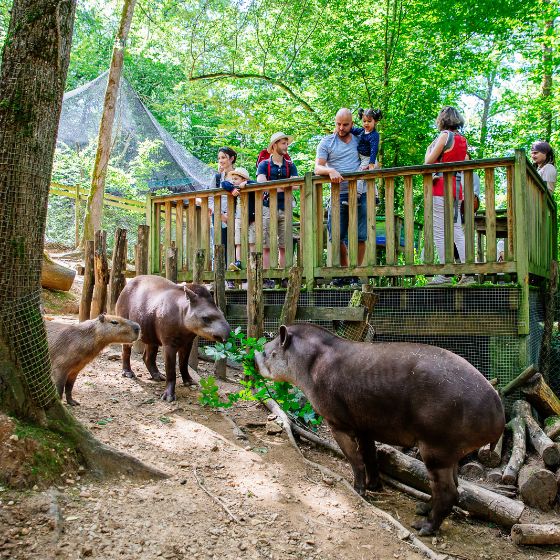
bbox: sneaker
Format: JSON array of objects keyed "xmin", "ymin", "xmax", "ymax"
[
  {"xmin": 330, "ymin": 277, "xmax": 347, "ymax": 287},
  {"xmin": 458, "ymin": 275, "xmax": 476, "ymax": 286},
  {"xmin": 226, "ymin": 280, "xmax": 236, "ymax": 289},
  {"xmin": 428, "ymin": 275, "xmax": 452, "ymax": 286},
  {"xmin": 228, "ymin": 260, "xmax": 242, "ymax": 272},
  {"xmin": 263, "ymin": 279, "xmax": 276, "ymax": 289},
  {"xmin": 280, "ymin": 278, "xmax": 289, "ymax": 289}
]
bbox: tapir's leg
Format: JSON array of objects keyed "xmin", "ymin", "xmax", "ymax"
[
  {"xmin": 357, "ymin": 435, "xmax": 381, "ymax": 491},
  {"xmin": 122, "ymin": 343, "xmax": 135, "ymax": 378},
  {"xmin": 412, "ymin": 466, "xmax": 457, "ymax": 535},
  {"xmin": 161, "ymin": 345, "xmax": 178, "ymax": 402},
  {"xmin": 329, "ymin": 425, "xmax": 367, "ymax": 495},
  {"xmin": 178, "ymin": 338, "xmax": 195, "ymax": 385},
  {"xmin": 143, "ymin": 344, "xmax": 164, "ymax": 381}
]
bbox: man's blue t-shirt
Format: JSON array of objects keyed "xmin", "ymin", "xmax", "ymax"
[
  {"xmin": 257, "ymin": 156, "xmax": 298, "ymax": 211},
  {"xmin": 316, "ymin": 134, "xmax": 361, "ymax": 193}
]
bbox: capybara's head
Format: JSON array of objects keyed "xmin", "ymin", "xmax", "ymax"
[
  {"xmin": 95, "ymin": 314, "xmax": 140, "ymax": 344},
  {"xmin": 183, "ymin": 284, "xmax": 231, "ymax": 342},
  {"xmin": 254, "ymin": 324, "xmax": 296, "ymax": 384}
]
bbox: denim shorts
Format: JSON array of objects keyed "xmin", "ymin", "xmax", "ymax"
[{"xmin": 327, "ymin": 192, "xmax": 368, "ymax": 243}]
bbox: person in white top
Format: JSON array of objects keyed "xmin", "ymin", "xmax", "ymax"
[{"xmin": 530, "ymin": 141, "xmax": 557, "ymax": 193}]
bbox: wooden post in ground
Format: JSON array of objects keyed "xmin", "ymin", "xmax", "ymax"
[
  {"xmin": 166, "ymin": 243, "xmax": 178, "ymax": 283},
  {"xmin": 90, "ymin": 230, "xmax": 109, "ymax": 318},
  {"xmin": 188, "ymin": 249, "xmax": 206, "ymax": 372},
  {"xmin": 247, "ymin": 252, "xmax": 264, "ymax": 338},
  {"xmin": 214, "ymin": 245, "xmax": 227, "ymax": 380},
  {"xmin": 136, "ymin": 224, "xmax": 149, "ymax": 276},
  {"xmin": 280, "ymin": 266, "xmax": 303, "ymax": 326},
  {"xmin": 539, "ymin": 260, "xmax": 558, "ymax": 383},
  {"xmin": 108, "ymin": 228, "xmax": 127, "ymax": 313},
  {"xmin": 79, "ymin": 240, "xmax": 95, "ymax": 322},
  {"xmin": 75, "ymin": 184, "xmax": 81, "ymax": 247},
  {"xmin": 336, "ymin": 284, "xmax": 378, "ymax": 341}
]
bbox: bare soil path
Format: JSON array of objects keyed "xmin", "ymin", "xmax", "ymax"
[{"xmin": 1, "ymin": 314, "xmax": 559, "ymax": 559}]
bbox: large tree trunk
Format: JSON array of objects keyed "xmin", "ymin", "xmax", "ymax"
[
  {"xmin": 80, "ymin": 0, "xmax": 137, "ymax": 246},
  {"xmin": 0, "ymin": 0, "xmax": 165, "ymax": 482}
]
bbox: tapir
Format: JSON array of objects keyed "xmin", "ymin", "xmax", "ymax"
[
  {"xmin": 254, "ymin": 323, "xmax": 504, "ymax": 535},
  {"xmin": 116, "ymin": 275, "xmax": 231, "ymax": 402}
]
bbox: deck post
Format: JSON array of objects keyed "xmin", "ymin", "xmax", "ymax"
[
  {"xmin": 145, "ymin": 193, "xmax": 153, "ymax": 273},
  {"xmin": 514, "ymin": 149, "xmax": 530, "ymax": 347},
  {"xmin": 302, "ymin": 172, "xmax": 316, "ymax": 290},
  {"xmin": 247, "ymin": 252, "xmax": 264, "ymax": 338},
  {"xmin": 213, "ymin": 245, "xmax": 227, "ymax": 380}
]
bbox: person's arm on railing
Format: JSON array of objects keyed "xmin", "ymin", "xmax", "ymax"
[{"xmin": 315, "ymin": 157, "xmax": 343, "ymax": 183}]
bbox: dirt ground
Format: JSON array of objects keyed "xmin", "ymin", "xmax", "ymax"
[{"xmin": 1, "ymin": 336, "xmax": 559, "ymax": 560}]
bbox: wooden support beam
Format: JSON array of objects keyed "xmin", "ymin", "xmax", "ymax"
[
  {"xmin": 90, "ymin": 230, "xmax": 109, "ymax": 318},
  {"xmin": 189, "ymin": 249, "xmax": 206, "ymax": 372},
  {"xmin": 108, "ymin": 228, "xmax": 127, "ymax": 313},
  {"xmin": 213, "ymin": 244, "xmax": 227, "ymax": 380},
  {"xmin": 135, "ymin": 224, "xmax": 149, "ymax": 276},
  {"xmin": 79, "ymin": 240, "xmax": 95, "ymax": 322},
  {"xmin": 247, "ymin": 252, "xmax": 264, "ymax": 338},
  {"xmin": 279, "ymin": 266, "xmax": 303, "ymax": 326},
  {"xmin": 166, "ymin": 245, "xmax": 178, "ymax": 283},
  {"xmin": 227, "ymin": 304, "xmax": 367, "ymax": 322}
]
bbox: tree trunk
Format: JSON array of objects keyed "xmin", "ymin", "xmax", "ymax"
[
  {"xmin": 539, "ymin": 0, "xmax": 554, "ymax": 140},
  {"xmin": 81, "ymin": 0, "xmax": 137, "ymax": 246},
  {"xmin": 41, "ymin": 252, "xmax": 76, "ymax": 292},
  {"xmin": 0, "ymin": 0, "xmax": 162, "ymax": 480},
  {"xmin": 518, "ymin": 462, "xmax": 557, "ymax": 511},
  {"xmin": 79, "ymin": 240, "xmax": 95, "ymax": 322},
  {"xmin": 108, "ymin": 228, "xmax": 127, "ymax": 313},
  {"xmin": 90, "ymin": 230, "xmax": 109, "ymax": 318}
]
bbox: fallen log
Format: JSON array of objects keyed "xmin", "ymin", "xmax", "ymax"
[
  {"xmin": 521, "ymin": 373, "xmax": 560, "ymax": 418},
  {"xmin": 478, "ymin": 433, "xmax": 503, "ymax": 468},
  {"xmin": 513, "ymin": 400, "xmax": 560, "ymax": 468},
  {"xmin": 502, "ymin": 415, "xmax": 526, "ymax": 485},
  {"xmin": 544, "ymin": 416, "xmax": 560, "ymax": 440},
  {"xmin": 459, "ymin": 461, "xmax": 485, "ymax": 480},
  {"xmin": 487, "ymin": 468, "xmax": 503, "ymax": 484},
  {"xmin": 376, "ymin": 444, "xmax": 527, "ymax": 528},
  {"xmin": 499, "ymin": 364, "xmax": 537, "ymax": 397},
  {"xmin": 518, "ymin": 462, "xmax": 557, "ymax": 511},
  {"xmin": 41, "ymin": 251, "xmax": 76, "ymax": 292},
  {"xmin": 511, "ymin": 523, "xmax": 560, "ymax": 546}
]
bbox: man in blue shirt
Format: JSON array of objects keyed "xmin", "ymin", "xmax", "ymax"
[
  {"xmin": 257, "ymin": 132, "xmax": 298, "ymax": 270},
  {"xmin": 315, "ymin": 108, "xmax": 366, "ymax": 268}
]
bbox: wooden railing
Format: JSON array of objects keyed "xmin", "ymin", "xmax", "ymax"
[{"xmin": 147, "ymin": 150, "xmax": 557, "ymax": 291}]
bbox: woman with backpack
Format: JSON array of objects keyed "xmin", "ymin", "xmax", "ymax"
[{"xmin": 424, "ymin": 106, "xmax": 473, "ymax": 286}]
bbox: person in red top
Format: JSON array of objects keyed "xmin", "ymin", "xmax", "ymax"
[{"xmin": 424, "ymin": 106, "xmax": 473, "ymax": 285}]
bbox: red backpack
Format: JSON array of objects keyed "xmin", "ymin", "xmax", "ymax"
[{"xmin": 256, "ymin": 149, "xmax": 292, "ymax": 173}]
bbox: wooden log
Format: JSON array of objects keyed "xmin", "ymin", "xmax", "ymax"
[
  {"xmin": 90, "ymin": 230, "xmax": 109, "ymax": 318},
  {"xmin": 247, "ymin": 252, "xmax": 264, "ymax": 339},
  {"xmin": 79, "ymin": 240, "xmax": 95, "ymax": 322},
  {"xmin": 518, "ymin": 462, "xmax": 557, "ymax": 511},
  {"xmin": 213, "ymin": 244, "xmax": 227, "ymax": 380},
  {"xmin": 41, "ymin": 251, "xmax": 76, "ymax": 292},
  {"xmin": 459, "ymin": 461, "xmax": 485, "ymax": 480},
  {"xmin": 108, "ymin": 228, "xmax": 127, "ymax": 313},
  {"xmin": 136, "ymin": 224, "xmax": 149, "ymax": 276},
  {"xmin": 478, "ymin": 433, "xmax": 504, "ymax": 468},
  {"xmin": 544, "ymin": 416, "xmax": 560, "ymax": 440},
  {"xmin": 499, "ymin": 364, "xmax": 537, "ymax": 396},
  {"xmin": 165, "ymin": 245, "xmax": 178, "ymax": 283},
  {"xmin": 513, "ymin": 399, "xmax": 560, "ymax": 468},
  {"xmin": 502, "ymin": 416, "xmax": 526, "ymax": 485},
  {"xmin": 188, "ymin": 249, "xmax": 206, "ymax": 372},
  {"xmin": 511, "ymin": 523, "xmax": 560, "ymax": 546},
  {"xmin": 521, "ymin": 373, "xmax": 560, "ymax": 417},
  {"xmin": 279, "ymin": 266, "xmax": 303, "ymax": 326},
  {"xmin": 376, "ymin": 444, "xmax": 527, "ymax": 528},
  {"xmin": 487, "ymin": 468, "xmax": 503, "ymax": 484}
]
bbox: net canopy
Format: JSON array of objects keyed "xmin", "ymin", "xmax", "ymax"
[{"xmin": 57, "ymin": 71, "xmax": 215, "ymax": 192}]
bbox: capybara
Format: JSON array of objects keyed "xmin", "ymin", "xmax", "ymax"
[
  {"xmin": 115, "ymin": 275, "xmax": 231, "ymax": 402},
  {"xmin": 46, "ymin": 314, "xmax": 140, "ymax": 406},
  {"xmin": 255, "ymin": 323, "xmax": 505, "ymax": 535}
]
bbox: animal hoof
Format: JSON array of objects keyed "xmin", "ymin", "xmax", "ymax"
[
  {"xmin": 353, "ymin": 485, "xmax": 367, "ymax": 497},
  {"xmin": 161, "ymin": 392, "xmax": 176, "ymax": 402},
  {"xmin": 411, "ymin": 519, "xmax": 435, "ymax": 536},
  {"xmin": 415, "ymin": 502, "xmax": 431, "ymax": 516},
  {"xmin": 181, "ymin": 377, "xmax": 193, "ymax": 386},
  {"xmin": 366, "ymin": 479, "xmax": 383, "ymax": 491},
  {"xmin": 67, "ymin": 400, "xmax": 80, "ymax": 406},
  {"xmin": 122, "ymin": 370, "xmax": 136, "ymax": 379},
  {"xmin": 151, "ymin": 372, "xmax": 165, "ymax": 382}
]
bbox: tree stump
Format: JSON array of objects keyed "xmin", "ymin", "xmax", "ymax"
[
  {"xmin": 518, "ymin": 462, "xmax": 557, "ymax": 511},
  {"xmin": 79, "ymin": 240, "xmax": 95, "ymax": 322},
  {"xmin": 165, "ymin": 245, "xmax": 178, "ymax": 283},
  {"xmin": 108, "ymin": 228, "xmax": 127, "ymax": 313},
  {"xmin": 279, "ymin": 266, "xmax": 303, "ymax": 326},
  {"xmin": 478, "ymin": 433, "xmax": 504, "ymax": 468},
  {"xmin": 90, "ymin": 230, "xmax": 109, "ymax": 318},
  {"xmin": 511, "ymin": 523, "xmax": 560, "ymax": 546},
  {"xmin": 459, "ymin": 461, "xmax": 486, "ymax": 480},
  {"xmin": 135, "ymin": 224, "xmax": 149, "ymax": 276},
  {"xmin": 521, "ymin": 373, "xmax": 560, "ymax": 417},
  {"xmin": 41, "ymin": 251, "xmax": 76, "ymax": 291},
  {"xmin": 544, "ymin": 416, "xmax": 560, "ymax": 440}
]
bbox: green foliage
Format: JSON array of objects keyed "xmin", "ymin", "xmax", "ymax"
[{"xmin": 202, "ymin": 327, "xmax": 322, "ymax": 428}]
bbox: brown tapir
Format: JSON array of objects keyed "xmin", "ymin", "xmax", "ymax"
[
  {"xmin": 46, "ymin": 314, "xmax": 140, "ymax": 406},
  {"xmin": 254, "ymin": 323, "xmax": 505, "ymax": 535},
  {"xmin": 115, "ymin": 275, "xmax": 231, "ymax": 402}
]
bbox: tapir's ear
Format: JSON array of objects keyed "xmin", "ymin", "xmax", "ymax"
[
  {"xmin": 279, "ymin": 325, "xmax": 291, "ymax": 349},
  {"xmin": 98, "ymin": 313, "xmax": 105, "ymax": 323},
  {"xmin": 184, "ymin": 285, "xmax": 197, "ymax": 302}
]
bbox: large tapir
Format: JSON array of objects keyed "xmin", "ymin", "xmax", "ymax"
[
  {"xmin": 116, "ymin": 275, "xmax": 231, "ymax": 402},
  {"xmin": 254, "ymin": 323, "xmax": 505, "ymax": 535}
]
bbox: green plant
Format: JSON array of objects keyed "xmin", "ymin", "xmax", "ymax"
[{"xmin": 202, "ymin": 328, "xmax": 322, "ymax": 428}]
